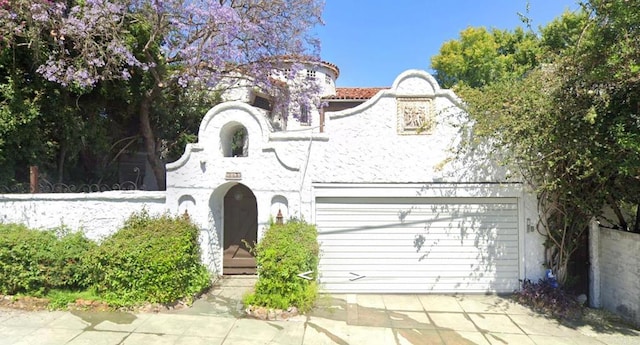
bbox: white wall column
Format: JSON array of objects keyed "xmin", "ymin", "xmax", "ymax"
[{"xmin": 589, "ymin": 218, "xmax": 601, "ymax": 308}]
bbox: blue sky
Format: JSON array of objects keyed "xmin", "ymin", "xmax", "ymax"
[{"xmin": 316, "ymin": 0, "xmax": 579, "ymax": 87}]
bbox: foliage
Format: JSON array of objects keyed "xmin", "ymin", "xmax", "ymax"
[
  {"xmin": 0, "ymin": 0, "xmax": 325, "ymax": 189},
  {"xmin": 563, "ymin": 0, "xmax": 640, "ymax": 233},
  {"xmin": 456, "ymin": 68, "xmax": 599, "ymax": 283},
  {"xmin": 46, "ymin": 288, "xmax": 103, "ymax": 310},
  {"xmin": 431, "ymin": 26, "xmax": 541, "ymax": 89},
  {"xmin": 89, "ymin": 211, "xmax": 211, "ymax": 306},
  {"xmin": 244, "ymin": 219, "xmax": 319, "ymax": 312},
  {"xmin": 0, "ymin": 224, "xmax": 96, "ymax": 295},
  {"xmin": 431, "ymin": 1, "xmax": 640, "ymax": 284},
  {"xmin": 513, "ymin": 279, "xmax": 583, "ymax": 320},
  {"xmin": 540, "ymin": 10, "xmax": 589, "ymax": 56}
]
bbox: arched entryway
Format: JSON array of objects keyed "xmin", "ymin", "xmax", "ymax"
[{"xmin": 223, "ymin": 183, "xmax": 257, "ymax": 274}]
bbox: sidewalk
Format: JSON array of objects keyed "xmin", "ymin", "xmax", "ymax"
[{"xmin": 0, "ymin": 277, "xmax": 637, "ymax": 345}]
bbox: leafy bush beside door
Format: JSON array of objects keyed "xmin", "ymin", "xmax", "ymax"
[
  {"xmin": 243, "ymin": 219, "xmax": 320, "ymax": 312},
  {"xmin": 90, "ymin": 211, "xmax": 211, "ymax": 306}
]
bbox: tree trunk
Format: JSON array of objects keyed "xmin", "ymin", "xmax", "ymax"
[
  {"xmin": 57, "ymin": 145, "xmax": 66, "ymax": 184},
  {"xmin": 633, "ymin": 204, "xmax": 640, "ymax": 233},
  {"xmin": 139, "ymin": 88, "xmax": 166, "ymax": 190},
  {"xmin": 556, "ymin": 257, "xmax": 569, "ymax": 286},
  {"xmin": 606, "ymin": 194, "xmax": 628, "ymax": 231}
]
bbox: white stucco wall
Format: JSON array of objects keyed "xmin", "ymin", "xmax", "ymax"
[
  {"xmin": 166, "ymin": 69, "xmax": 546, "ymax": 281},
  {"xmin": 166, "ymin": 101, "xmax": 314, "ymax": 272},
  {"xmin": 0, "ymin": 69, "xmax": 546, "ymax": 285},
  {"xmin": 0, "ymin": 191, "xmax": 166, "ymax": 240},
  {"xmin": 591, "ymin": 226, "xmax": 640, "ymax": 327}
]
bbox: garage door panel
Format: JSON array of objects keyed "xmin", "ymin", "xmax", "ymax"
[
  {"xmin": 317, "ymin": 217, "xmax": 517, "ymax": 225},
  {"xmin": 320, "ymin": 250, "xmax": 519, "ymax": 261},
  {"xmin": 315, "ymin": 196, "xmax": 520, "ymax": 293},
  {"xmin": 317, "ymin": 281, "xmax": 520, "ymax": 293},
  {"xmin": 316, "ymin": 208, "xmax": 519, "ymax": 217},
  {"xmin": 319, "ymin": 277, "xmax": 520, "ymax": 291},
  {"xmin": 320, "ymin": 244, "xmax": 519, "ymax": 254},
  {"xmin": 317, "ymin": 204, "xmax": 517, "ymax": 209},
  {"xmin": 318, "ymin": 237, "xmax": 519, "ymax": 247},
  {"xmin": 316, "ymin": 197, "xmax": 518, "ymax": 206},
  {"xmin": 319, "ymin": 270, "xmax": 520, "ymax": 280},
  {"xmin": 317, "ymin": 230, "xmax": 518, "ymax": 239},
  {"xmin": 316, "ymin": 213, "xmax": 518, "ymax": 225},
  {"xmin": 317, "ymin": 222, "xmax": 519, "ymax": 231},
  {"xmin": 321, "ymin": 244, "xmax": 518, "ymax": 259},
  {"xmin": 319, "ymin": 257, "xmax": 519, "ymax": 267}
]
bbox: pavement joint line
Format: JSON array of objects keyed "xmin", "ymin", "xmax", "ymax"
[
  {"xmin": 64, "ymin": 327, "xmax": 87, "ymax": 344},
  {"xmin": 219, "ymin": 316, "xmax": 239, "ymax": 344},
  {"xmin": 116, "ymin": 331, "xmax": 134, "ymax": 345},
  {"xmin": 505, "ymin": 312, "xmax": 529, "ymax": 336},
  {"xmin": 459, "ymin": 305, "xmax": 500, "ymax": 344}
]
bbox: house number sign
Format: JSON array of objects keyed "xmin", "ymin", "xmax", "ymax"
[{"xmin": 225, "ymin": 171, "xmax": 242, "ymax": 180}]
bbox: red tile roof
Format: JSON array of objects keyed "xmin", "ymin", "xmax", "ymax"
[{"xmin": 325, "ymin": 87, "xmax": 387, "ymax": 100}]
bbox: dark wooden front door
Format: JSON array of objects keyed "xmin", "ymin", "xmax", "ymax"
[{"xmin": 223, "ymin": 184, "xmax": 257, "ymax": 274}]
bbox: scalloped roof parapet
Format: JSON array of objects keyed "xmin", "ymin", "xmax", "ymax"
[
  {"xmin": 328, "ymin": 70, "xmax": 463, "ymax": 120},
  {"xmin": 197, "ymin": 101, "xmax": 271, "ymax": 143},
  {"xmin": 167, "ymin": 101, "xmax": 331, "ymax": 172},
  {"xmin": 167, "ymin": 102, "xmax": 271, "ymax": 171}
]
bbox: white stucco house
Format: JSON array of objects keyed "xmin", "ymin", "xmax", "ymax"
[{"xmin": 164, "ymin": 61, "xmax": 545, "ymax": 294}]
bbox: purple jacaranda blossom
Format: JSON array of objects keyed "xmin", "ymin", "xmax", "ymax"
[{"xmin": 3, "ymin": 0, "xmax": 324, "ymax": 119}]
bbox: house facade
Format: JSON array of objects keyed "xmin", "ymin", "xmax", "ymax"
[{"xmin": 165, "ymin": 67, "xmax": 546, "ymax": 294}]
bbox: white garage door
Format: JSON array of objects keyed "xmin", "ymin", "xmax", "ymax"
[{"xmin": 315, "ymin": 197, "xmax": 520, "ymax": 293}]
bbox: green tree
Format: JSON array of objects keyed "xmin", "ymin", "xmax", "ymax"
[
  {"xmin": 431, "ymin": 26, "xmax": 541, "ymax": 88},
  {"xmin": 0, "ymin": 0, "xmax": 323, "ymax": 189},
  {"xmin": 1, "ymin": 0, "xmax": 324, "ymax": 190},
  {"xmin": 432, "ymin": 2, "xmax": 640, "ymax": 283}
]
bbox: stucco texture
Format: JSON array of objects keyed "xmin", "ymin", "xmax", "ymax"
[{"xmin": 166, "ymin": 70, "xmax": 544, "ymax": 282}]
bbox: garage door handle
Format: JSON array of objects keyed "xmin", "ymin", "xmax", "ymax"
[{"xmin": 349, "ymin": 272, "xmax": 366, "ymax": 281}]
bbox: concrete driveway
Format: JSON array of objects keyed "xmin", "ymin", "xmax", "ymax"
[{"xmin": 0, "ymin": 277, "xmax": 637, "ymax": 345}]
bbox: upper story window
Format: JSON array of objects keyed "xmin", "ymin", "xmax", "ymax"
[
  {"xmin": 283, "ymin": 68, "xmax": 292, "ymax": 79},
  {"xmin": 252, "ymin": 95, "xmax": 272, "ymax": 111},
  {"xmin": 299, "ymin": 105, "xmax": 310, "ymax": 126},
  {"xmin": 325, "ymin": 74, "xmax": 331, "ymax": 84},
  {"xmin": 306, "ymin": 69, "xmax": 316, "ymax": 80}
]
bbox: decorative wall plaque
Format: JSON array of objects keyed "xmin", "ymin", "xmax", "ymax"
[{"xmin": 397, "ymin": 97, "xmax": 435, "ymax": 134}]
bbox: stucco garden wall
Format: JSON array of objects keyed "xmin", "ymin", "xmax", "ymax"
[
  {"xmin": 590, "ymin": 223, "xmax": 640, "ymax": 327},
  {"xmin": 0, "ymin": 191, "xmax": 166, "ymax": 240},
  {"xmin": 165, "ymin": 70, "xmax": 547, "ymax": 281}
]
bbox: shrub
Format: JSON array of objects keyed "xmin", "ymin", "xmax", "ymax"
[
  {"xmin": 0, "ymin": 224, "xmax": 96, "ymax": 295},
  {"xmin": 244, "ymin": 219, "xmax": 319, "ymax": 312},
  {"xmin": 513, "ymin": 279, "xmax": 583, "ymax": 320},
  {"xmin": 90, "ymin": 211, "xmax": 211, "ymax": 306}
]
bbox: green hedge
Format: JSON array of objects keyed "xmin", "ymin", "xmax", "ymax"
[
  {"xmin": 244, "ymin": 219, "xmax": 319, "ymax": 312},
  {"xmin": 0, "ymin": 211, "xmax": 211, "ymax": 308},
  {"xmin": 0, "ymin": 224, "xmax": 96, "ymax": 295},
  {"xmin": 90, "ymin": 211, "xmax": 211, "ymax": 306}
]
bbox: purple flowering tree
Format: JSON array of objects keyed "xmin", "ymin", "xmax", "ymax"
[{"xmin": 1, "ymin": 0, "xmax": 324, "ymax": 189}]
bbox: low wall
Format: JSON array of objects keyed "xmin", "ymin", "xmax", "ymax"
[
  {"xmin": 590, "ymin": 221, "xmax": 640, "ymax": 327},
  {"xmin": 0, "ymin": 191, "xmax": 167, "ymax": 240}
]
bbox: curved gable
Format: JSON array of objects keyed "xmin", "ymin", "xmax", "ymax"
[{"xmin": 167, "ymin": 102, "xmax": 271, "ymax": 171}]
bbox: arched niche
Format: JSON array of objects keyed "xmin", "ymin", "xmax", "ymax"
[
  {"xmin": 270, "ymin": 195, "xmax": 289, "ymax": 222},
  {"xmin": 178, "ymin": 194, "xmax": 196, "ymax": 216},
  {"xmin": 220, "ymin": 121, "xmax": 249, "ymax": 157}
]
